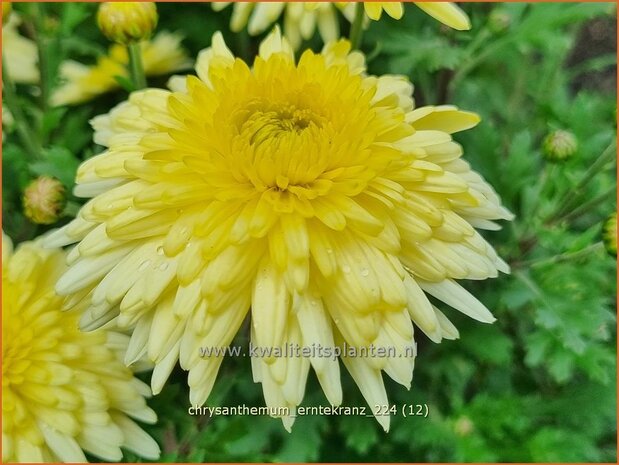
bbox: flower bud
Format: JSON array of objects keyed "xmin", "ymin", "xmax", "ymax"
[
  {"xmin": 454, "ymin": 416, "xmax": 475, "ymax": 437},
  {"xmin": 2, "ymin": 2, "xmax": 11, "ymax": 24},
  {"xmin": 488, "ymin": 9, "xmax": 511, "ymax": 34},
  {"xmin": 542, "ymin": 130, "xmax": 578, "ymax": 162},
  {"xmin": 603, "ymin": 212, "xmax": 617, "ymax": 256},
  {"xmin": 23, "ymin": 176, "xmax": 66, "ymax": 225},
  {"xmin": 97, "ymin": 2, "xmax": 158, "ymax": 44}
]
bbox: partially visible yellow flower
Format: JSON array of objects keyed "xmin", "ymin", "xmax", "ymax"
[
  {"xmin": 2, "ymin": 14, "xmax": 39, "ymax": 84},
  {"xmin": 97, "ymin": 2, "xmax": 158, "ymax": 44},
  {"xmin": 406, "ymin": 2, "xmax": 470, "ymax": 30},
  {"xmin": 603, "ymin": 212, "xmax": 617, "ymax": 256},
  {"xmin": 2, "ymin": 2, "xmax": 11, "ymax": 24},
  {"xmin": 2, "ymin": 234, "xmax": 160, "ymax": 462},
  {"xmin": 212, "ymin": 2, "xmax": 340, "ymax": 50},
  {"xmin": 51, "ymin": 32, "xmax": 191, "ymax": 106},
  {"xmin": 213, "ymin": 2, "xmax": 470, "ymax": 48},
  {"xmin": 23, "ymin": 176, "xmax": 67, "ymax": 225},
  {"xmin": 46, "ymin": 29, "xmax": 511, "ymax": 432}
]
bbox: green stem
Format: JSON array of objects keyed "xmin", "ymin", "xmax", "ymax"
[
  {"xmin": 549, "ymin": 143, "xmax": 616, "ymax": 221},
  {"xmin": 30, "ymin": 3, "xmax": 50, "ymax": 110},
  {"xmin": 2, "ymin": 58, "xmax": 41, "ymax": 158},
  {"xmin": 349, "ymin": 2, "xmax": 365, "ymax": 51},
  {"xmin": 127, "ymin": 42, "xmax": 147, "ymax": 90},
  {"xmin": 524, "ymin": 242, "xmax": 604, "ymax": 269},
  {"xmin": 557, "ymin": 186, "xmax": 616, "ymax": 224}
]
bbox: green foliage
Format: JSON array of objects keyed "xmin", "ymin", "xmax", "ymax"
[{"xmin": 2, "ymin": 2, "xmax": 616, "ymax": 462}]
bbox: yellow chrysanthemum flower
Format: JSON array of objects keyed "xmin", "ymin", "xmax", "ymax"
[
  {"xmin": 212, "ymin": 2, "xmax": 470, "ymax": 48},
  {"xmin": 2, "ymin": 14, "xmax": 39, "ymax": 84},
  {"xmin": 51, "ymin": 32, "xmax": 191, "ymax": 106},
  {"xmin": 46, "ymin": 29, "xmax": 512, "ymax": 432},
  {"xmin": 2, "ymin": 234, "xmax": 160, "ymax": 462}
]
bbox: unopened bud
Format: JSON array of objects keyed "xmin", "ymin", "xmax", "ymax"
[
  {"xmin": 97, "ymin": 2, "xmax": 158, "ymax": 44},
  {"xmin": 542, "ymin": 130, "xmax": 578, "ymax": 162},
  {"xmin": 23, "ymin": 176, "xmax": 66, "ymax": 225},
  {"xmin": 603, "ymin": 212, "xmax": 617, "ymax": 256},
  {"xmin": 454, "ymin": 416, "xmax": 475, "ymax": 437},
  {"xmin": 488, "ymin": 9, "xmax": 511, "ymax": 34}
]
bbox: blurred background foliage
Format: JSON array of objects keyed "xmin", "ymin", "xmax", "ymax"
[{"xmin": 2, "ymin": 2, "xmax": 617, "ymax": 462}]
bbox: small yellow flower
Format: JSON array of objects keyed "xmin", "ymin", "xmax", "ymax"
[
  {"xmin": 603, "ymin": 212, "xmax": 617, "ymax": 256},
  {"xmin": 51, "ymin": 32, "xmax": 191, "ymax": 106},
  {"xmin": 2, "ymin": 234, "xmax": 160, "ymax": 462},
  {"xmin": 23, "ymin": 176, "xmax": 67, "ymax": 225},
  {"xmin": 2, "ymin": 14, "xmax": 39, "ymax": 84},
  {"xmin": 97, "ymin": 2, "xmax": 158, "ymax": 44},
  {"xmin": 213, "ymin": 2, "xmax": 470, "ymax": 49},
  {"xmin": 2, "ymin": 2, "xmax": 11, "ymax": 24},
  {"xmin": 47, "ymin": 29, "xmax": 511, "ymax": 432}
]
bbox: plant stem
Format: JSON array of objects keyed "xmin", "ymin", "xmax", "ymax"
[
  {"xmin": 549, "ymin": 142, "xmax": 616, "ymax": 221},
  {"xmin": 2, "ymin": 58, "xmax": 41, "ymax": 158},
  {"xmin": 523, "ymin": 242, "xmax": 604, "ymax": 269},
  {"xmin": 558, "ymin": 186, "xmax": 616, "ymax": 224},
  {"xmin": 127, "ymin": 42, "xmax": 147, "ymax": 90},
  {"xmin": 30, "ymin": 3, "xmax": 50, "ymax": 110},
  {"xmin": 349, "ymin": 2, "xmax": 365, "ymax": 51}
]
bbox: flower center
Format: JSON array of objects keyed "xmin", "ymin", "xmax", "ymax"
[{"xmin": 234, "ymin": 100, "xmax": 331, "ymax": 191}]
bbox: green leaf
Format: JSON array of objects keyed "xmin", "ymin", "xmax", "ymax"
[{"xmin": 30, "ymin": 146, "xmax": 80, "ymax": 189}]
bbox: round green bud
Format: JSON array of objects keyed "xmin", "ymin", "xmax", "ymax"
[
  {"xmin": 542, "ymin": 130, "xmax": 578, "ymax": 162},
  {"xmin": 454, "ymin": 416, "xmax": 475, "ymax": 437},
  {"xmin": 23, "ymin": 176, "xmax": 66, "ymax": 225},
  {"xmin": 97, "ymin": 2, "xmax": 158, "ymax": 44},
  {"xmin": 488, "ymin": 9, "xmax": 511, "ymax": 34}
]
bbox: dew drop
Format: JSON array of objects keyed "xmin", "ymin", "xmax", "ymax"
[
  {"xmin": 360, "ymin": 268, "xmax": 370, "ymax": 277},
  {"xmin": 159, "ymin": 263, "xmax": 169, "ymax": 271},
  {"xmin": 342, "ymin": 265, "xmax": 351, "ymax": 274},
  {"xmin": 138, "ymin": 260, "xmax": 151, "ymax": 272},
  {"xmin": 156, "ymin": 246, "xmax": 164, "ymax": 256}
]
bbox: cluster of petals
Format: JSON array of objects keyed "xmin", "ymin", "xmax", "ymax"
[
  {"xmin": 2, "ymin": 235, "xmax": 160, "ymax": 462},
  {"xmin": 52, "ymin": 32, "xmax": 191, "ymax": 106},
  {"xmin": 46, "ymin": 28, "xmax": 512, "ymax": 432},
  {"xmin": 213, "ymin": 2, "xmax": 471, "ymax": 49}
]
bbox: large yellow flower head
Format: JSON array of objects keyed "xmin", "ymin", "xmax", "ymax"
[
  {"xmin": 213, "ymin": 2, "xmax": 470, "ymax": 48},
  {"xmin": 46, "ymin": 29, "xmax": 512, "ymax": 432},
  {"xmin": 2, "ymin": 234, "xmax": 160, "ymax": 462},
  {"xmin": 51, "ymin": 32, "xmax": 192, "ymax": 106}
]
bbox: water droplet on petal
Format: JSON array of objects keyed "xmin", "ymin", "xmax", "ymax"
[
  {"xmin": 159, "ymin": 263, "xmax": 169, "ymax": 271},
  {"xmin": 342, "ymin": 265, "xmax": 351, "ymax": 274},
  {"xmin": 138, "ymin": 260, "xmax": 151, "ymax": 271},
  {"xmin": 360, "ymin": 268, "xmax": 370, "ymax": 277},
  {"xmin": 156, "ymin": 246, "xmax": 164, "ymax": 255}
]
